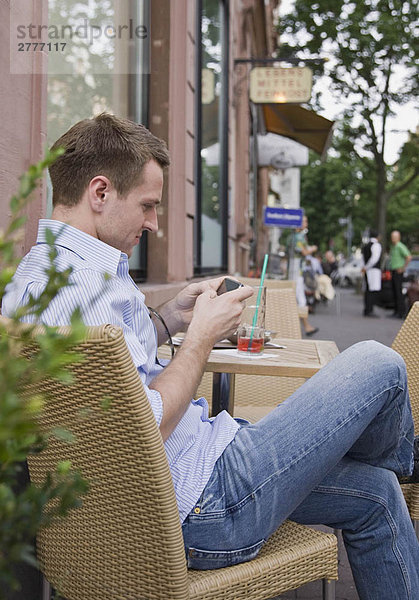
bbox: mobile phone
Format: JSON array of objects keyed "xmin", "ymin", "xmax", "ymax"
[{"xmin": 216, "ymin": 277, "xmax": 244, "ymax": 295}]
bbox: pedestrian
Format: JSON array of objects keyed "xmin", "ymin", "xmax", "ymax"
[
  {"xmin": 361, "ymin": 229, "xmax": 382, "ymax": 317},
  {"xmin": 322, "ymin": 250, "xmax": 338, "ymax": 280},
  {"xmin": 306, "ymin": 251, "xmax": 323, "ymax": 276},
  {"xmin": 389, "ymin": 230, "xmax": 411, "ymax": 319},
  {"xmin": 288, "ymin": 215, "xmax": 319, "ymax": 335},
  {"xmin": 3, "ymin": 114, "xmax": 419, "ymax": 600}
]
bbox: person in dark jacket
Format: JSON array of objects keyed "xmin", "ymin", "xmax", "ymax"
[{"xmin": 322, "ymin": 250, "xmax": 338, "ymax": 280}]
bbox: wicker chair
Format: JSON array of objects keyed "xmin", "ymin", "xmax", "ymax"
[
  {"xmin": 239, "ymin": 277, "xmax": 308, "ymax": 318},
  {"xmin": 1, "ymin": 317, "xmax": 338, "ymax": 600},
  {"xmin": 392, "ymin": 301, "xmax": 419, "ymax": 538}
]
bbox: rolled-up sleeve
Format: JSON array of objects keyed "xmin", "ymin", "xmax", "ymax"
[{"xmin": 141, "ymin": 386, "xmax": 164, "ymax": 425}]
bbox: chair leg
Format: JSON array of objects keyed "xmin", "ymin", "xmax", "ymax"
[
  {"xmin": 42, "ymin": 575, "xmax": 51, "ymax": 600},
  {"xmin": 322, "ymin": 578, "xmax": 336, "ymax": 600}
]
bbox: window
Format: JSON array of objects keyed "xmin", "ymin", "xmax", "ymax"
[
  {"xmin": 46, "ymin": 0, "xmax": 150, "ymax": 280},
  {"xmin": 195, "ymin": 0, "xmax": 229, "ymax": 274}
]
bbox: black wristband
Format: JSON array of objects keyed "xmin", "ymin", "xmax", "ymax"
[{"xmin": 148, "ymin": 307, "xmax": 175, "ymax": 358}]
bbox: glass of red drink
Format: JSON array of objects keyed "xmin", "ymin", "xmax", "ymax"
[
  {"xmin": 236, "ymin": 286, "xmax": 266, "ymax": 355},
  {"xmin": 237, "ymin": 326, "xmax": 265, "ymax": 354}
]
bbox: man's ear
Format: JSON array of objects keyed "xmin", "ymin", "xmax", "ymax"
[{"xmin": 87, "ymin": 176, "xmax": 113, "ymax": 213}]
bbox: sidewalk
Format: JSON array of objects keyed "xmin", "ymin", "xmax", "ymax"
[
  {"xmin": 302, "ymin": 287, "xmax": 402, "ymax": 351},
  {"xmin": 276, "ymin": 288, "xmax": 405, "ymax": 600}
]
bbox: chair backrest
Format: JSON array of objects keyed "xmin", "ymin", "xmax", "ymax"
[
  {"xmin": 265, "ymin": 288, "xmax": 302, "ymax": 339},
  {"xmin": 392, "ymin": 302, "xmax": 419, "ymax": 435},
  {"xmin": 239, "ymin": 277, "xmax": 296, "ymax": 292},
  {"xmin": 265, "ymin": 279, "xmax": 296, "ymax": 291},
  {"xmin": 0, "ymin": 316, "xmax": 188, "ymax": 600}
]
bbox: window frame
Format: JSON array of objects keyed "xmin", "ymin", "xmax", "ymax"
[
  {"xmin": 194, "ymin": 0, "xmax": 229, "ymax": 276},
  {"xmin": 128, "ymin": 0, "xmax": 150, "ymax": 282},
  {"xmin": 45, "ymin": 0, "xmax": 150, "ymax": 283}
]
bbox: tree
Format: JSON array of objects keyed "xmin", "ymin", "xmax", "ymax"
[
  {"xmin": 299, "ymin": 129, "xmax": 418, "ymax": 255},
  {"xmin": 386, "ymin": 136, "xmax": 419, "ymax": 248},
  {"xmin": 278, "ymin": 0, "xmax": 419, "ymax": 240},
  {"xmin": 299, "ymin": 147, "xmax": 376, "ymax": 254}
]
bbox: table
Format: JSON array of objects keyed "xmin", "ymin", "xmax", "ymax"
[
  {"xmin": 159, "ymin": 337, "xmax": 339, "ymax": 416},
  {"xmin": 205, "ymin": 338, "xmax": 339, "ymax": 415}
]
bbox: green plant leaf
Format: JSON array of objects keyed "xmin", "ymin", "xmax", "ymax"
[{"xmin": 0, "ymin": 151, "xmax": 89, "ymax": 591}]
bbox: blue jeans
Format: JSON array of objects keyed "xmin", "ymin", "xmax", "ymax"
[{"xmin": 182, "ymin": 341, "xmax": 419, "ymax": 599}]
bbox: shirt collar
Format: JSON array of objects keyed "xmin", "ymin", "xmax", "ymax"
[{"xmin": 36, "ymin": 219, "xmax": 123, "ymax": 276}]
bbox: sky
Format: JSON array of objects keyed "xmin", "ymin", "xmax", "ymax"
[{"xmin": 277, "ymin": 0, "xmax": 418, "ymax": 164}]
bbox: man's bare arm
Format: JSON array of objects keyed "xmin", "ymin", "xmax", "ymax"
[
  {"xmin": 403, "ymin": 255, "xmax": 412, "ymax": 271},
  {"xmin": 149, "ymin": 285, "xmax": 253, "ymax": 441},
  {"xmin": 151, "ymin": 331, "xmax": 213, "ymax": 441},
  {"xmin": 300, "ymin": 244, "xmax": 317, "ymax": 257}
]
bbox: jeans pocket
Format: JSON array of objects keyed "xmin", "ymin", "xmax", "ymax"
[{"xmin": 187, "ymin": 538, "xmax": 265, "ymax": 570}]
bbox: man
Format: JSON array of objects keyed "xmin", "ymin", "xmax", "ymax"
[
  {"xmin": 389, "ymin": 230, "xmax": 411, "ymax": 319},
  {"xmin": 289, "ymin": 215, "xmax": 319, "ymax": 335},
  {"xmin": 361, "ymin": 229, "xmax": 382, "ymax": 317},
  {"xmin": 3, "ymin": 114, "xmax": 419, "ymax": 600}
]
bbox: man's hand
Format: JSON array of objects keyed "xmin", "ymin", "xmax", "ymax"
[
  {"xmin": 153, "ymin": 277, "xmax": 248, "ymax": 346},
  {"xmin": 169, "ymin": 277, "xmax": 226, "ymax": 331},
  {"xmin": 398, "ymin": 256, "xmax": 411, "ymax": 274},
  {"xmin": 185, "ymin": 284, "xmax": 254, "ymax": 347}
]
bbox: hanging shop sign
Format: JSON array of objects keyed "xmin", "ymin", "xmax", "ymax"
[
  {"xmin": 257, "ymin": 133, "xmax": 309, "ymax": 168},
  {"xmin": 250, "ymin": 67, "xmax": 312, "ymax": 103}
]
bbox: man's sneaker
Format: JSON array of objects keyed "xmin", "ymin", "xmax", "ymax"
[{"xmin": 398, "ymin": 436, "xmax": 419, "ymax": 485}]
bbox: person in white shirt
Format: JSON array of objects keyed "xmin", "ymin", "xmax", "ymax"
[{"xmin": 361, "ymin": 230, "xmax": 382, "ymax": 317}]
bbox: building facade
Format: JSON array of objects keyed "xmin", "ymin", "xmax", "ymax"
[{"xmin": 1, "ymin": 0, "xmax": 278, "ymax": 309}]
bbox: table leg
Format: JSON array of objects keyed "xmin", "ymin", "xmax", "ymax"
[{"xmin": 211, "ymin": 373, "xmax": 236, "ymax": 416}]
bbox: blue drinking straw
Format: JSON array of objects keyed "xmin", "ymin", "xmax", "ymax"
[{"xmin": 248, "ymin": 253, "xmax": 269, "ymax": 350}]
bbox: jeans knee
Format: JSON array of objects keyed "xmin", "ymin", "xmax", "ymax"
[
  {"xmin": 351, "ymin": 340, "xmax": 407, "ymax": 386},
  {"xmin": 373, "ymin": 472, "xmax": 409, "ymax": 526},
  {"xmin": 347, "ymin": 469, "xmax": 406, "ymax": 533}
]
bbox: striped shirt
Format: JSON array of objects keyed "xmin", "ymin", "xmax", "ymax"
[{"xmin": 2, "ymin": 219, "xmax": 239, "ymax": 522}]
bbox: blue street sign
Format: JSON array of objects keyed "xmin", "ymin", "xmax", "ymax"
[{"xmin": 263, "ymin": 207, "xmax": 304, "ymax": 228}]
